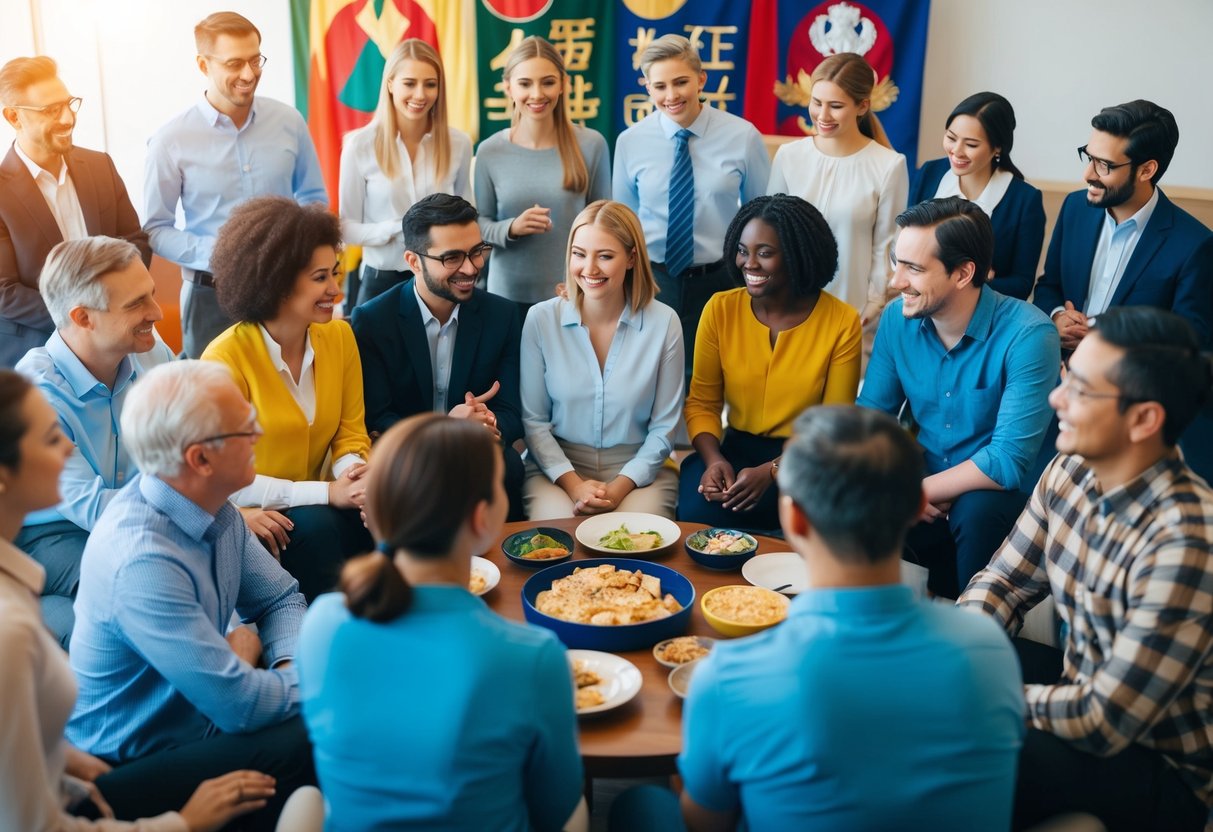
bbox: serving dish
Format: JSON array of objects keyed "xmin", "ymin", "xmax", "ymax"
[
  {"xmin": 568, "ymin": 649, "xmax": 643, "ymax": 715},
  {"xmin": 574, "ymin": 512, "xmax": 681, "ymax": 557},
  {"xmin": 700, "ymin": 584, "xmax": 789, "ymax": 637},
  {"xmin": 501, "ymin": 526, "xmax": 575, "ymax": 568},
  {"xmin": 684, "ymin": 527, "xmax": 759, "ymax": 571}
]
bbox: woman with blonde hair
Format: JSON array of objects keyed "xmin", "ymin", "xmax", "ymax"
[
  {"xmin": 767, "ymin": 52, "xmax": 908, "ymax": 339},
  {"xmin": 474, "ymin": 36, "xmax": 610, "ymax": 313},
  {"xmin": 521, "ymin": 200, "xmax": 683, "ymax": 520},
  {"xmin": 339, "ymin": 38, "xmax": 472, "ymax": 305}
]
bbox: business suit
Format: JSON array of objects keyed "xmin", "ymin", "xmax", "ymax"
[
  {"xmin": 909, "ymin": 158, "xmax": 1045, "ymax": 300},
  {"xmin": 0, "ymin": 144, "xmax": 150, "ymax": 367},
  {"xmin": 351, "ymin": 279, "xmax": 525, "ymax": 518}
]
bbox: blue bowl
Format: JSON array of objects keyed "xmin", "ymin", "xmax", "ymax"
[
  {"xmin": 501, "ymin": 527, "xmax": 575, "ymax": 568},
  {"xmin": 684, "ymin": 528, "xmax": 759, "ymax": 571},
  {"xmin": 521, "ymin": 558, "xmax": 695, "ymax": 651}
]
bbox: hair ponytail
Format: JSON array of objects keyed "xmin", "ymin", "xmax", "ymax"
[{"xmin": 340, "ymin": 549, "xmax": 413, "ymax": 623}]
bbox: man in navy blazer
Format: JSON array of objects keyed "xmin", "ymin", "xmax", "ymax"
[{"xmin": 351, "ymin": 194, "xmax": 525, "ymax": 519}]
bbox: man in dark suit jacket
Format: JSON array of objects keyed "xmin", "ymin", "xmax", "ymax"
[
  {"xmin": 0, "ymin": 56, "xmax": 149, "ymax": 367},
  {"xmin": 352, "ymin": 194, "xmax": 525, "ymax": 519}
]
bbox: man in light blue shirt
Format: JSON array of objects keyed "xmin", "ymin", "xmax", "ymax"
[
  {"xmin": 143, "ymin": 12, "xmax": 326, "ymax": 358},
  {"xmin": 858, "ymin": 197, "xmax": 1058, "ymax": 597},
  {"xmin": 14, "ymin": 236, "xmax": 172, "ymax": 647},
  {"xmin": 67, "ymin": 359, "xmax": 314, "ymax": 828},
  {"xmin": 610, "ymin": 406, "xmax": 1024, "ymax": 831}
]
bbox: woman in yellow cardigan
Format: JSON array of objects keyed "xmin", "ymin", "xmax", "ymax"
[
  {"xmin": 679, "ymin": 194, "xmax": 861, "ymax": 533},
  {"xmin": 203, "ymin": 196, "xmax": 372, "ymax": 599}
]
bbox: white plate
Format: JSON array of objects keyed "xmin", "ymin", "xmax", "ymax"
[
  {"xmin": 575, "ymin": 512, "xmax": 682, "ymax": 556},
  {"xmin": 741, "ymin": 552, "xmax": 808, "ymax": 595},
  {"xmin": 652, "ymin": 636, "xmax": 716, "ymax": 668},
  {"xmin": 568, "ymin": 649, "xmax": 643, "ymax": 715},
  {"xmin": 469, "ymin": 555, "xmax": 500, "ymax": 596},
  {"xmin": 668, "ymin": 658, "xmax": 703, "ymax": 699}
]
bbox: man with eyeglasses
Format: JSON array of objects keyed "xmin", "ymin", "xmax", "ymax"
[
  {"xmin": 351, "ymin": 194, "xmax": 527, "ymax": 520},
  {"xmin": 67, "ymin": 359, "xmax": 315, "ymax": 831},
  {"xmin": 143, "ymin": 11, "xmax": 326, "ymax": 359},
  {"xmin": 960, "ymin": 306, "xmax": 1213, "ymax": 832},
  {"xmin": 0, "ymin": 56, "xmax": 149, "ymax": 368}
]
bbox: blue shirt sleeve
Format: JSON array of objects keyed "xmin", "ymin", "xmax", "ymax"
[
  {"xmin": 740, "ymin": 126, "xmax": 772, "ymax": 205},
  {"xmin": 291, "ymin": 111, "xmax": 329, "ymax": 206},
  {"xmin": 678, "ymin": 652, "xmax": 740, "ymax": 813},
  {"xmin": 855, "ymin": 304, "xmax": 906, "ymax": 414},
  {"xmin": 520, "ymin": 307, "xmax": 575, "ymax": 482},
  {"xmin": 611, "ymin": 132, "xmax": 640, "ymax": 214},
  {"xmin": 522, "ymin": 636, "xmax": 584, "ymax": 832},
  {"xmin": 233, "ymin": 521, "xmax": 307, "ymax": 666},
  {"xmin": 619, "ymin": 310, "xmax": 684, "ymax": 487}
]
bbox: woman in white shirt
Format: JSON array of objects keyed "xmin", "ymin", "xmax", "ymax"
[
  {"xmin": 521, "ymin": 201, "xmax": 683, "ymax": 520},
  {"xmin": 767, "ymin": 52, "xmax": 907, "ymax": 338},
  {"xmin": 340, "ymin": 39, "xmax": 472, "ymax": 306}
]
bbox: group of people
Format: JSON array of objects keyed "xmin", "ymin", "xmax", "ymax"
[{"xmin": 2, "ymin": 8, "xmax": 1213, "ymax": 832}]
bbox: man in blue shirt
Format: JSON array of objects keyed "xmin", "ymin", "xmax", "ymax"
[
  {"xmin": 611, "ymin": 405, "xmax": 1024, "ymax": 831},
  {"xmin": 143, "ymin": 12, "xmax": 326, "ymax": 358},
  {"xmin": 858, "ymin": 197, "xmax": 1058, "ymax": 597},
  {"xmin": 67, "ymin": 360, "xmax": 314, "ymax": 830},
  {"xmin": 15, "ymin": 236, "xmax": 172, "ymax": 648}
]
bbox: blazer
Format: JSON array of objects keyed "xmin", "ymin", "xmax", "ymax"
[
  {"xmin": 0, "ymin": 144, "xmax": 150, "ymax": 366},
  {"xmin": 350, "ymin": 279, "xmax": 523, "ymax": 442},
  {"xmin": 1033, "ymin": 188, "xmax": 1213, "ymax": 347},
  {"xmin": 909, "ymin": 158, "xmax": 1045, "ymax": 300}
]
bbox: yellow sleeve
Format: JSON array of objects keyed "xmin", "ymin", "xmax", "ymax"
[
  {"xmin": 821, "ymin": 307, "xmax": 862, "ymax": 405},
  {"xmin": 200, "ymin": 328, "xmax": 253, "ymax": 400},
  {"xmin": 684, "ymin": 293, "xmax": 726, "ymax": 441},
  {"xmin": 329, "ymin": 322, "xmax": 372, "ymax": 462}
]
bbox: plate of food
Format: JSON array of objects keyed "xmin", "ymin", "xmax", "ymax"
[
  {"xmin": 700, "ymin": 585, "xmax": 790, "ymax": 637},
  {"xmin": 741, "ymin": 552, "xmax": 808, "ymax": 595},
  {"xmin": 575, "ymin": 512, "xmax": 681, "ymax": 556},
  {"xmin": 653, "ymin": 635, "xmax": 715, "ymax": 668},
  {"xmin": 667, "ymin": 657, "xmax": 704, "ymax": 699},
  {"xmin": 501, "ymin": 527, "xmax": 574, "ymax": 568},
  {"xmin": 684, "ymin": 528, "xmax": 759, "ymax": 570},
  {"xmin": 568, "ymin": 649, "xmax": 642, "ymax": 715},
  {"xmin": 468, "ymin": 555, "xmax": 500, "ymax": 597}
]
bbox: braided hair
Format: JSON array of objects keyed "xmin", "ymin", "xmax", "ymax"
[{"xmin": 722, "ymin": 194, "xmax": 839, "ymax": 298}]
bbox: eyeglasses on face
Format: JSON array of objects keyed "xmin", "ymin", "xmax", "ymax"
[
  {"xmin": 1077, "ymin": 146, "xmax": 1133, "ymax": 177},
  {"xmin": 416, "ymin": 244, "xmax": 493, "ymax": 271},
  {"xmin": 1057, "ymin": 363, "xmax": 1132, "ymax": 404},
  {"xmin": 206, "ymin": 54, "xmax": 268, "ymax": 72},
  {"xmin": 188, "ymin": 419, "xmax": 264, "ymax": 447},
  {"xmin": 6, "ymin": 97, "xmax": 83, "ymax": 119}
]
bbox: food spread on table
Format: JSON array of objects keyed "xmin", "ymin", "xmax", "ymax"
[
  {"xmin": 655, "ymin": 636, "xmax": 712, "ymax": 665},
  {"xmin": 536, "ymin": 564, "xmax": 681, "ymax": 625},
  {"xmin": 703, "ymin": 585, "xmax": 789, "ymax": 625},
  {"xmin": 513, "ymin": 532, "xmax": 570, "ymax": 560},
  {"xmin": 688, "ymin": 529, "xmax": 754, "ymax": 555},
  {"xmin": 598, "ymin": 524, "xmax": 663, "ymax": 551},
  {"xmin": 572, "ymin": 660, "xmax": 605, "ymax": 709}
]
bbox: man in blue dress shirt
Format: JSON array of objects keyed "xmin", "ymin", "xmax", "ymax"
[
  {"xmin": 858, "ymin": 197, "xmax": 1058, "ymax": 597},
  {"xmin": 611, "ymin": 405, "xmax": 1024, "ymax": 831},
  {"xmin": 67, "ymin": 360, "xmax": 313, "ymax": 830},
  {"xmin": 15, "ymin": 236, "xmax": 172, "ymax": 648},
  {"xmin": 143, "ymin": 12, "xmax": 326, "ymax": 358}
]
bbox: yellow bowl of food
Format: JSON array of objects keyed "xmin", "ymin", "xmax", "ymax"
[{"xmin": 700, "ymin": 585, "xmax": 790, "ymax": 637}]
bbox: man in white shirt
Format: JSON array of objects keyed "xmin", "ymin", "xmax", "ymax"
[{"xmin": 0, "ymin": 56, "xmax": 149, "ymax": 367}]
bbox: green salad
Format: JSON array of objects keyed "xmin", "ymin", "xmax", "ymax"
[{"xmin": 598, "ymin": 524, "xmax": 663, "ymax": 551}]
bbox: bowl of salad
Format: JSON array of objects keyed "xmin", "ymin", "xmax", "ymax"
[
  {"xmin": 574, "ymin": 513, "xmax": 682, "ymax": 557},
  {"xmin": 501, "ymin": 527, "xmax": 575, "ymax": 568},
  {"xmin": 684, "ymin": 528, "xmax": 759, "ymax": 571}
]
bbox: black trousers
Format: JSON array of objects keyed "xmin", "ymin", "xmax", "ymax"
[
  {"xmin": 280, "ymin": 505, "xmax": 373, "ymax": 601},
  {"xmin": 677, "ymin": 430, "xmax": 785, "ymax": 536}
]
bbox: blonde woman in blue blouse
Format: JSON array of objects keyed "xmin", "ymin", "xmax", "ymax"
[{"xmin": 521, "ymin": 200, "xmax": 683, "ymax": 520}]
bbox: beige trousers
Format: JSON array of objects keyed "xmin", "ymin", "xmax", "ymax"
[{"xmin": 523, "ymin": 440, "xmax": 678, "ymax": 521}]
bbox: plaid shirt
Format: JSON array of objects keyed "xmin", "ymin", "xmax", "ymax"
[{"xmin": 959, "ymin": 450, "xmax": 1213, "ymax": 805}]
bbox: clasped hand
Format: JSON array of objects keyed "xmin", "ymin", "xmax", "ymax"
[
  {"xmin": 449, "ymin": 381, "xmax": 501, "ymax": 439},
  {"xmin": 698, "ymin": 459, "xmax": 773, "ymax": 512}
]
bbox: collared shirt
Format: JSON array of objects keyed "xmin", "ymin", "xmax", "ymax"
[
  {"xmin": 960, "ymin": 451, "xmax": 1213, "ymax": 805},
  {"xmin": 613, "ymin": 106, "xmax": 770, "ymax": 265},
  {"xmin": 935, "ymin": 167, "xmax": 1014, "ymax": 220},
  {"xmin": 142, "ymin": 94, "xmax": 327, "ymax": 272},
  {"xmin": 680, "ymin": 583, "xmax": 1023, "ymax": 830},
  {"xmin": 67, "ymin": 474, "xmax": 306, "ymax": 762},
  {"xmin": 413, "ymin": 280, "xmax": 460, "ymax": 413},
  {"xmin": 521, "ymin": 295, "xmax": 684, "ymax": 488},
  {"xmin": 13, "ymin": 141, "xmax": 87, "ymax": 242},
  {"xmin": 17, "ymin": 330, "xmax": 174, "ymax": 530},
  {"xmin": 857, "ymin": 287, "xmax": 1059, "ymax": 490},
  {"xmin": 1085, "ymin": 187, "xmax": 1160, "ymax": 316},
  {"xmin": 339, "ymin": 123, "xmax": 472, "ymax": 270}
]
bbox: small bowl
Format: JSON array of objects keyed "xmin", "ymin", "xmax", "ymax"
[
  {"xmin": 501, "ymin": 527, "xmax": 574, "ymax": 568},
  {"xmin": 684, "ymin": 528, "xmax": 759, "ymax": 571},
  {"xmin": 652, "ymin": 635, "xmax": 715, "ymax": 668},
  {"xmin": 668, "ymin": 658, "xmax": 704, "ymax": 699},
  {"xmin": 700, "ymin": 585, "xmax": 790, "ymax": 637}
]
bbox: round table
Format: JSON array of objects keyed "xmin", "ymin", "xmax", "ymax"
[{"xmin": 481, "ymin": 517, "xmax": 790, "ymax": 778}]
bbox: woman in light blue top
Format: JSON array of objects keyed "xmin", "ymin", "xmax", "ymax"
[
  {"xmin": 298, "ymin": 413, "xmax": 584, "ymax": 832},
  {"xmin": 521, "ymin": 200, "xmax": 684, "ymax": 520}
]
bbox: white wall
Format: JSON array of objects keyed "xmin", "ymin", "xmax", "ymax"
[{"xmin": 918, "ymin": 0, "xmax": 1213, "ymax": 189}]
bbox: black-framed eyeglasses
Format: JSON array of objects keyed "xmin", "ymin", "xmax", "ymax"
[
  {"xmin": 188, "ymin": 420, "xmax": 263, "ymax": 447},
  {"xmin": 206, "ymin": 54, "xmax": 267, "ymax": 72},
  {"xmin": 1077, "ymin": 146, "xmax": 1133, "ymax": 177},
  {"xmin": 416, "ymin": 244, "xmax": 492, "ymax": 271},
  {"xmin": 1058, "ymin": 363, "xmax": 1135, "ymax": 404},
  {"xmin": 6, "ymin": 97, "xmax": 82, "ymax": 118}
]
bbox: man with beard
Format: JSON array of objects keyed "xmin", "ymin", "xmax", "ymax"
[
  {"xmin": 858, "ymin": 198, "xmax": 1058, "ymax": 598},
  {"xmin": 351, "ymin": 194, "xmax": 526, "ymax": 520},
  {"xmin": 0, "ymin": 56, "xmax": 149, "ymax": 367}
]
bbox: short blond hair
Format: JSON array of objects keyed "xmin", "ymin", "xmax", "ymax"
[
  {"xmin": 194, "ymin": 11, "xmax": 260, "ymax": 54},
  {"xmin": 639, "ymin": 34, "xmax": 702, "ymax": 78},
  {"xmin": 0, "ymin": 56, "xmax": 57, "ymax": 107},
  {"xmin": 564, "ymin": 200, "xmax": 657, "ymax": 313}
]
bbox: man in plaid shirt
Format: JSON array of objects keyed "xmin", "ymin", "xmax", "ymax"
[{"xmin": 959, "ymin": 306, "xmax": 1213, "ymax": 831}]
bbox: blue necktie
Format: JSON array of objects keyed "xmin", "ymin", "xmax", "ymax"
[{"xmin": 666, "ymin": 128, "xmax": 695, "ymax": 277}]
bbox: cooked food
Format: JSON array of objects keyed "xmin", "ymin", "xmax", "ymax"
[
  {"xmin": 575, "ymin": 687, "xmax": 605, "ymax": 709},
  {"xmin": 468, "ymin": 571, "xmax": 487, "ymax": 595},
  {"xmin": 536, "ymin": 564, "xmax": 681, "ymax": 625},
  {"xmin": 704, "ymin": 586, "xmax": 789, "ymax": 625},
  {"xmin": 515, "ymin": 533, "xmax": 570, "ymax": 560},
  {"xmin": 572, "ymin": 659, "xmax": 602, "ymax": 689},
  {"xmin": 598, "ymin": 524, "xmax": 663, "ymax": 551},
  {"xmin": 571, "ymin": 659, "xmax": 606, "ymax": 710},
  {"xmin": 657, "ymin": 636, "xmax": 711, "ymax": 665},
  {"xmin": 690, "ymin": 529, "xmax": 754, "ymax": 555}
]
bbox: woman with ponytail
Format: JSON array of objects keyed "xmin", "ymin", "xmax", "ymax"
[
  {"xmin": 907, "ymin": 92, "xmax": 1045, "ymax": 299},
  {"xmin": 297, "ymin": 414, "xmax": 585, "ymax": 831},
  {"xmin": 767, "ymin": 52, "xmax": 908, "ymax": 343}
]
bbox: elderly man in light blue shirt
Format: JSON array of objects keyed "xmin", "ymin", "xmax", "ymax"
[
  {"xmin": 15, "ymin": 236, "xmax": 172, "ymax": 648},
  {"xmin": 66, "ymin": 359, "xmax": 313, "ymax": 829},
  {"xmin": 143, "ymin": 12, "xmax": 326, "ymax": 358}
]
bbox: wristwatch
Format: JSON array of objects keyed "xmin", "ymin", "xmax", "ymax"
[{"xmin": 770, "ymin": 457, "xmax": 780, "ymax": 481}]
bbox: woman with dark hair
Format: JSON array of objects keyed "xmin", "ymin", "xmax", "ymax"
[
  {"xmin": 679, "ymin": 195, "xmax": 862, "ymax": 533},
  {"xmin": 0, "ymin": 370, "xmax": 276, "ymax": 831},
  {"xmin": 908, "ymin": 92, "xmax": 1045, "ymax": 300},
  {"xmin": 202, "ymin": 196, "xmax": 372, "ymax": 600},
  {"xmin": 297, "ymin": 414, "xmax": 585, "ymax": 831}
]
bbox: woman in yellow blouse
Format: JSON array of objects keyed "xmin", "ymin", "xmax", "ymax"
[
  {"xmin": 203, "ymin": 196, "xmax": 372, "ymax": 599},
  {"xmin": 679, "ymin": 194, "xmax": 861, "ymax": 532}
]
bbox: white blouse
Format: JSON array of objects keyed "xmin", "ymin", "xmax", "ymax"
[{"xmin": 934, "ymin": 167, "xmax": 1014, "ymax": 218}]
